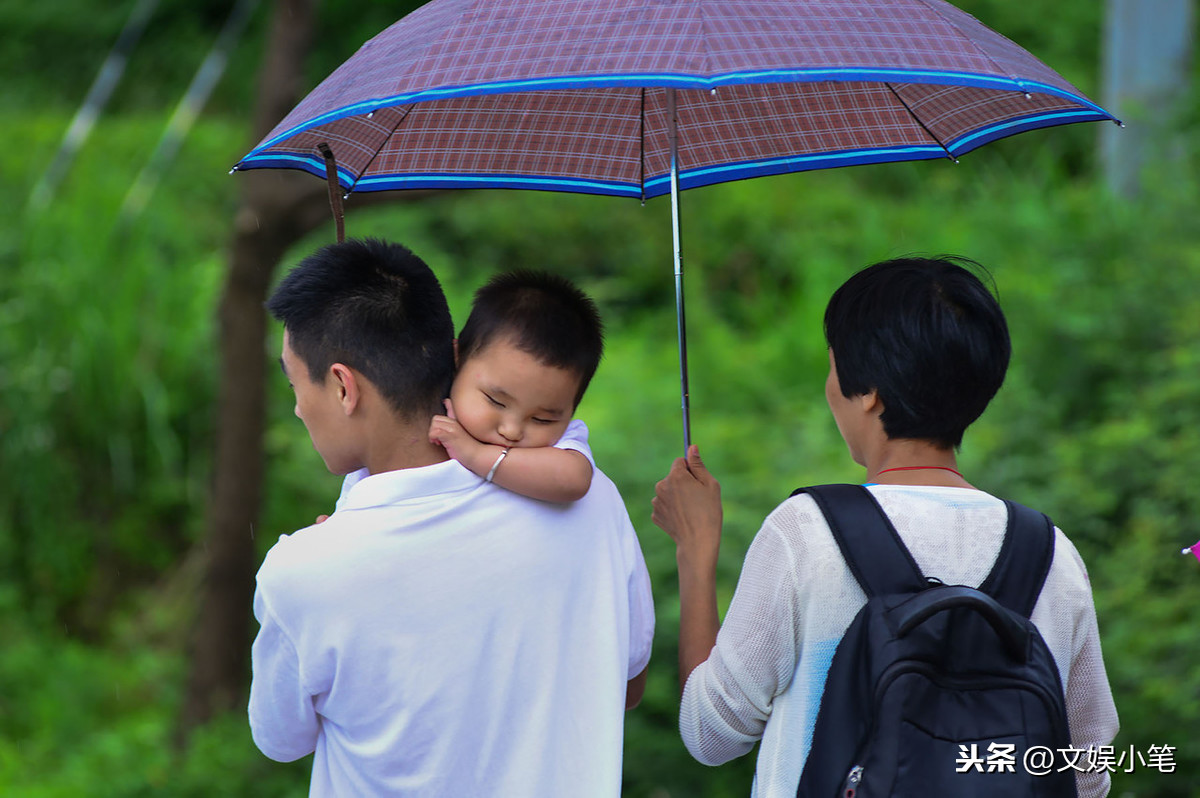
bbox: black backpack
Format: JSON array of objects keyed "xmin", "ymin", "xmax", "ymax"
[{"xmin": 791, "ymin": 484, "xmax": 1076, "ymax": 798}]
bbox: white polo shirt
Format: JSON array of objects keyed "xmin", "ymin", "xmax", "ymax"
[{"xmin": 249, "ymin": 453, "xmax": 654, "ymax": 797}]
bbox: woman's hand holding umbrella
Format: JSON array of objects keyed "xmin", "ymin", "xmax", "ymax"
[{"xmin": 653, "ymin": 445, "xmax": 723, "ymax": 693}]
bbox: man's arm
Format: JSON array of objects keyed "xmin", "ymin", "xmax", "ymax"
[
  {"xmin": 626, "ymin": 666, "xmax": 648, "ymax": 710},
  {"xmin": 248, "ymin": 587, "xmax": 320, "ymax": 762}
]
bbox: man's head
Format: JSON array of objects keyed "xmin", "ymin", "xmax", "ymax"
[
  {"xmin": 267, "ymin": 238, "xmax": 455, "ymax": 470},
  {"xmin": 823, "ymin": 256, "xmax": 1010, "ymax": 450},
  {"xmin": 450, "ymin": 270, "xmax": 604, "ymax": 449}
]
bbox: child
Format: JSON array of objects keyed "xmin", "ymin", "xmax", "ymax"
[
  {"xmin": 429, "ymin": 269, "xmax": 603, "ymax": 503},
  {"xmin": 335, "ymin": 269, "xmax": 604, "ymax": 508}
]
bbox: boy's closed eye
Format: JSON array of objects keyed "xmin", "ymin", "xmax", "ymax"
[{"xmin": 484, "ymin": 393, "xmax": 505, "ymax": 408}]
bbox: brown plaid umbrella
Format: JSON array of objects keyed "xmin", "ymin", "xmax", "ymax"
[{"xmin": 234, "ymin": 0, "xmax": 1117, "ymax": 449}]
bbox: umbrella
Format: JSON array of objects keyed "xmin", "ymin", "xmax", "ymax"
[{"xmin": 233, "ymin": 0, "xmax": 1118, "ymax": 450}]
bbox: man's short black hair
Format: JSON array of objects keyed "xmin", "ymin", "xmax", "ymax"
[
  {"xmin": 266, "ymin": 238, "xmax": 455, "ymax": 419},
  {"xmin": 823, "ymin": 256, "xmax": 1011, "ymax": 449},
  {"xmin": 457, "ymin": 270, "xmax": 604, "ymax": 407}
]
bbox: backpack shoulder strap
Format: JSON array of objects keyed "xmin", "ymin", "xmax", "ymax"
[
  {"xmin": 791, "ymin": 484, "xmax": 927, "ymax": 598},
  {"xmin": 978, "ymin": 500, "xmax": 1056, "ymax": 618}
]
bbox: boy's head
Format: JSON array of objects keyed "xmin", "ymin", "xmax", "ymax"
[
  {"xmin": 267, "ymin": 238, "xmax": 455, "ymax": 464},
  {"xmin": 823, "ymin": 256, "xmax": 1010, "ymax": 450},
  {"xmin": 450, "ymin": 270, "xmax": 604, "ymax": 449}
]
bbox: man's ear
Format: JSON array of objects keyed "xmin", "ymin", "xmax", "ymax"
[{"xmin": 329, "ymin": 363, "xmax": 360, "ymax": 415}]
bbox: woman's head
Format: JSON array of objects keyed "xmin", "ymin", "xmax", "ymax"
[{"xmin": 823, "ymin": 256, "xmax": 1010, "ymax": 449}]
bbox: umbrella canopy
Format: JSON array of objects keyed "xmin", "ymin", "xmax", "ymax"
[
  {"xmin": 234, "ymin": 0, "xmax": 1117, "ymax": 448},
  {"xmin": 235, "ymin": 0, "xmax": 1115, "ymax": 198}
]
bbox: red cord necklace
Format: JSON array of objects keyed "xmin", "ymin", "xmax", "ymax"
[{"xmin": 875, "ymin": 465, "xmax": 965, "ymax": 480}]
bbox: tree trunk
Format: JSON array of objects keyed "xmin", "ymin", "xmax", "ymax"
[
  {"xmin": 177, "ymin": 0, "xmax": 439, "ymax": 742},
  {"xmin": 178, "ymin": 0, "xmax": 323, "ymax": 740}
]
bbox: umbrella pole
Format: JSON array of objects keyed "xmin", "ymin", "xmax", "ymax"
[{"xmin": 667, "ymin": 89, "xmax": 691, "ymax": 456}]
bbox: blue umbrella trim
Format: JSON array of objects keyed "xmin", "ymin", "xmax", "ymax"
[
  {"xmin": 234, "ymin": 108, "xmax": 1116, "ymax": 198},
  {"xmin": 242, "ymin": 69, "xmax": 1113, "ymax": 160},
  {"xmin": 946, "ymin": 108, "xmax": 1113, "ymax": 155}
]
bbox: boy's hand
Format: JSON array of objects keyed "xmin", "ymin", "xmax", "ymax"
[{"xmin": 429, "ymin": 398, "xmax": 490, "ymax": 475}]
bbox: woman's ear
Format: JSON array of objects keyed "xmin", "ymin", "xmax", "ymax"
[
  {"xmin": 859, "ymin": 389, "xmax": 883, "ymax": 417},
  {"xmin": 452, "ymin": 338, "xmax": 459, "ymax": 368}
]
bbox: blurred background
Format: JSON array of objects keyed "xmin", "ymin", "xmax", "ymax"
[{"xmin": 1, "ymin": 0, "xmax": 1197, "ymax": 795}]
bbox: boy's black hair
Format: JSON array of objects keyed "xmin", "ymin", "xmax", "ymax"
[
  {"xmin": 457, "ymin": 270, "xmax": 604, "ymax": 407},
  {"xmin": 823, "ymin": 256, "xmax": 1010, "ymax": 449},
  {"xmin": 266, "ymin": 238, "xmax": 455, "ymax": 419}
]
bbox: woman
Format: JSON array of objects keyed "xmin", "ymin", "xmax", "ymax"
[{"xmin": 652, "ymin": 256, "xmax": 1119, "ymax": 797}]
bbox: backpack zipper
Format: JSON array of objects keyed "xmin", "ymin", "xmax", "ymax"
[
  {"xmin": 872, "ymin": 661, "xmax": 1069, "ymax": 744},
  {"xmin": 841, "ymin": 764, "xmax": 863, "ymax": 797},
  {"xmin": 842, "ymin": 662, "xmax": 1068, "ymax": 795}
]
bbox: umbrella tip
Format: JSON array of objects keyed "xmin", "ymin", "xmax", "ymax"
[
  {"xmin": 1023, "ymin": 92, "xmax": 1032, "ymax": 100},
  {"xmin": 228, "ymin": 166, "xmax": 238, "ymax": 175}
]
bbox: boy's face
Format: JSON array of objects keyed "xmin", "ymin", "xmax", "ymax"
[
  {"xmin": 450, "ymin": 337, "xmax": 580, "ymax": 449},
  {"xmin": 281, "ymin": 329, "xmax": 357, "ymax": 474}
]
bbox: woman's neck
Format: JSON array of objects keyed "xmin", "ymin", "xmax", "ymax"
[{"xmin": 864, "ymin": 440, "xmax": 974, "ymax": 489}]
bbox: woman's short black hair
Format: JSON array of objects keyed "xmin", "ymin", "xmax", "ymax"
[
  {"xmin": 266, "ymin": 238, "xmax": 456, "ymax": 419},
  {"xmin": 457, "ymin": 270, "xmax": 604, "ymax": 408},
  {"xmin": 823, "ymin": 256, "xmax": 1010, "ymax": 449}
]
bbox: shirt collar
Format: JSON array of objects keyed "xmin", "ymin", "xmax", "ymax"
[{"xmin": 339, "ymin": 459, "xmax": 480, "ymax": 511}]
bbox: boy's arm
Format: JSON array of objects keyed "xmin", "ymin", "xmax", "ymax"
[
  {"xmin": 429, "ymin": 403, "xmax": 593, "ymax": 502},
  {"xmin": 488, "ymin": 445, "xmax": 593, "ymax": 503}
]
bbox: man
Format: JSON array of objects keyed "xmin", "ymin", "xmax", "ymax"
[{"xmin": 250, "ymin": 238, "xmax": 654, "ymax": 797}]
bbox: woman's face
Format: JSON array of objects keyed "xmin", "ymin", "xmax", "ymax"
[{"xmin": 825, "ymin": 349, "xmax": 867, "ymax": 466}]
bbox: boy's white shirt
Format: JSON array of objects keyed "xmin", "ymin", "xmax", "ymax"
[{"xmin": 250, "ymin": 420, "xmax": 654, "ymax": 797}]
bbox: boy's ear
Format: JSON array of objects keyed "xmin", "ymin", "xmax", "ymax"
[
  {"xmin": 329, "ymin": 363, "xmax": 361, "ymax": 415},
  {"xmin": 452, "ymin": 338, "xmax": 459, "ymax": 368}
]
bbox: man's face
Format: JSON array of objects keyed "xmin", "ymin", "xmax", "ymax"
[
  {"xmin": 281, "ymin": 329, "xmax": 356, "ymax": 474},
  {"xmin": 449, "ymin": 338, "xmax": 579, "ymax": 450}
]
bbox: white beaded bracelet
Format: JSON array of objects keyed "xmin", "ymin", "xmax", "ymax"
[{"xmin": 485, "ymin": 447, "xmax": 511, "ymax": 483}]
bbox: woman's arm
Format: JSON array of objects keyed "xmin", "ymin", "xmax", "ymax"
[{"xmin": 652, "ymin": 445, "xmax": 723, "ymax": 692}]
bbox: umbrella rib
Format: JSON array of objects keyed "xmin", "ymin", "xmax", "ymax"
[
  {"xmin": 909, "ymin": 0, "xmax": 1028, "ymax": 95},
  {"xmin": 349, "ymin": 104, "xmax": 416, "ymax": 195},
  {"xmin": 884, "ymin": 83, "xmax": 957, "ymax": 162},
  {"xmin": 639, "ymin": 88, "xmax": 646, "ymax": 203}
]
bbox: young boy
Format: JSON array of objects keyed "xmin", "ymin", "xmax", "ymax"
[
  {"xmin": 429, "ymin": 269, "xmax": 603, "ymax": 503},
  {"xmin": 336, "ymin": 269, "xmax": 604, "ymax": 507}
]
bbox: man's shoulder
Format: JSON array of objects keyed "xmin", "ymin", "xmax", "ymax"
[{"xmin": 257, "ymin": 517, "xmax": 355, "ymax": 591}]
